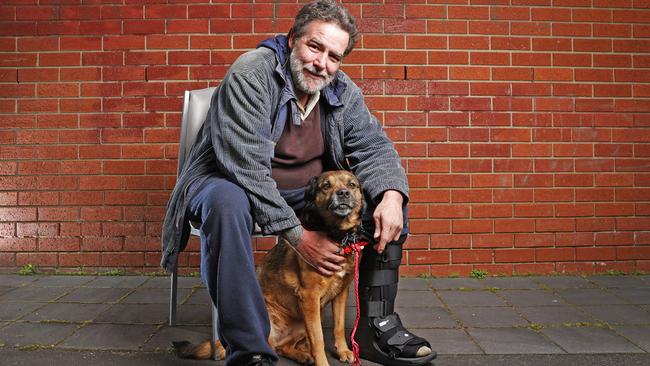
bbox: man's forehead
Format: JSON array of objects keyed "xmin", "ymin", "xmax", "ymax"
[{"xmin": 300, "ymin": 21, "xmax": 348, "ymax": 54}]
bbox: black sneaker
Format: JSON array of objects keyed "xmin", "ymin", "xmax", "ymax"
[{"xmin": 244, "ymin": 354, "xmax": 275, "ymax": 366}]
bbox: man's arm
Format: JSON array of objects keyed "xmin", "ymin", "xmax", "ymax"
[{"xmin": 372, "ymin": 190, "xmax": 404, "ymax": 253}]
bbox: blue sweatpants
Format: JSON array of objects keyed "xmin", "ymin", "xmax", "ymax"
[{"xmin": 186, "ymin": 176, "xmax": 277, "ymax": 365}]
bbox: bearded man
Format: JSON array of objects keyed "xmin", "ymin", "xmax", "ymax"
[{"xmin": 161, "ymin": 1, "xmax": 437, "ymax": 365}]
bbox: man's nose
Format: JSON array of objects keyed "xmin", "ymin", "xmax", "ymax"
[{"xmin": 313, "ymin": 53, "xmax": 327, "ymax": 71}]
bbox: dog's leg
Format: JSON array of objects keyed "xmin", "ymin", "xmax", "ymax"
[
  {"xmin": 299, "ymin": 291, "xmax": 329, "ymax": 366},
  {"xmin": 332, "ymin": 288, "xmax": 355, "ymax": 363}
]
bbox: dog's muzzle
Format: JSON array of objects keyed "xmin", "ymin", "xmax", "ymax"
[{"xmin": 329, "ymin": 189, "xmax": 356, "ymax": 217}]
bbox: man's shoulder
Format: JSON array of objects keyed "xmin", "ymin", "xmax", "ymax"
[{"xmin": 230, "ymin": 47, "xmax": 276, "ymax": 76}]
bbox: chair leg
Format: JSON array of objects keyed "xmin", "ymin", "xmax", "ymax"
[
  {"xmin": 212, "ymin": 301, "xmax": 220, "ymax": 360},
  {"xmin": 169, "ymin": 265, "xmax": 178, "ymax": 326}
]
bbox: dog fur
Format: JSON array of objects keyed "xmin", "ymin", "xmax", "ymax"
[{"xmin": 174, "ymin": 170, "xmax": 364, "ymax": 366}]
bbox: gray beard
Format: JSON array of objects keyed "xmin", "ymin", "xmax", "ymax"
[{"xmin": 289, "ymin": 48, "xmax": 335, "ymax": 95}]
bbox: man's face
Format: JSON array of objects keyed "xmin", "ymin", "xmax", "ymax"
[{"xmin": 289, "ymin": 21, "xmax": 349, "ymax": 95}]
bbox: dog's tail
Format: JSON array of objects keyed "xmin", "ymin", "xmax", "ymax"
[{"xmin": 172, "ymin": 339, "xmax": 225, "ymax": 360}]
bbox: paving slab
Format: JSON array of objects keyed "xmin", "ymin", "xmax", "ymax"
[
  {"xmin": 451, "ymin": 307, "xmax": 528, "ymax": 328},
  {"xmin": 31, "ymin": 276, "xmax": 96, "ymax": 287},
  {"xmin": 0, "ymin": 321, "xmax": 78, "ymax": 347},
  {"xmin": 0, "ymin": 302, "xmax": 45, "ymax": 321},
  {"xmin": 144, "ymin": 276, "xmax": 204, "ymax": 289},
  {"xmin": 183, "ymin": 288, "xmax": 211, "ymax": 305},
  {"xmin": 398, "ymin": 306, "xmax": 458, "ymax": 329},
  {"xmin": 467, "ymin": 327, "xmax": 564, "ymax": 354},
  {"xmin": 586, "ymin": 275, "xmax": 648, "ymax": 289},
  {"xmin": 438, "ymin": 290, "xmax": 507, "ymax": 307},
  {"xmin": 396, "ymin": 290, "xmax": 443, "ymax": 308},
  {"xmin": 175, "ymin": 304, "xmax": 212, "ymax": 325},
  {"xmin": 83, "ymin": 276, "xmax": 149, "ymax": 288},
  {"xmin": 517, "ymin": 306, "xmax": 592, "ymax": 326},
  {"xmin": 480, "ymin": 277, "xmax": 540, "ymax": 290},
  {"xmin": 613, "ymin": 325, "xmax": 650, "ymax": 352},
  {"xmin": 578, "ymin": 304, "xmax": 650, "ymax": 325},
  {"xmin": 0, "ymin": 286, "xmax": 16, "ymax": 296},
  {"xmin": 143, "ymin": 325, "xmax": 211, "ymax": 352},
  {"xmin": 610, "ymin": 288, "xmax": 650, "ymax": 304},
  {"xmin": 398, "ymin": 277, "xmax": 432, "ymax": 291},
  {"xmin": 556, "ymin": 288, "xmax": 628, "ymax": 305},
  {"xmin": 95, "ymin": 303, "xmax": 169, "ymax": 325},
  {"xmin": 0, "ymin": 275, "xmax": 39, "ymax": 287},
  {"xmin": 57, "ymin": 287, "xmax": 132, "ymax": 303},
  {"xmin": 415, "ymin": 328, "xmax": 482, "ymax": 354},
  {"xmin": 0, "ymin": 286, "xmax": 72, "ymax": 302},
  {"xmin": 22, "ymin": 303, "xmax": 110, "ymax": 323},
  {"xmin": 429, "ymin": 278, "xmax": 485, "ymax": 290},
  {"xmin": 532, "ymin": 276, "xmax": 597, "ymax": 289},
  {"xmin": 59, "ymin": 323, "xmax": 157, "ymax": 350},
  {"xmin": 541, "ymin": 326, "xmax": 644, "ymax": 353},
  {"xmin": 120, "ymin": 288, "xmax": 191, "ymax": 304},
  {"xmin": 497, "ymin": 289, "xmax": 566, "ymax": 307}
]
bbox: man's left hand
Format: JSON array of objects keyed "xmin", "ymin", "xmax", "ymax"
[{"xmin": 372, "ymin": 190, "xmax": 404, "ymax": 254}]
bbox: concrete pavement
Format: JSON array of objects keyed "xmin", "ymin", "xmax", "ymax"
[{"xmin": 0, "ymin": 273, "xmax": 649, "ymax": 365}]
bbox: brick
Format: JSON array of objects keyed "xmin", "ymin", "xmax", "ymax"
[
  {"xmin": 536, "ymin": 248, "xmax": 575, "ymax": 262},
  {"xmin": 451, "ymin": 189, "xmax": 492, "ymax": 203},
  {"xmin": 449, "ymin": 36, "xmax": 490, "ymax": 50},
  {"xmin": 449, "ymin": 6, "xmax": 489, "ymax": 19},
  {"xmin": 492, "ymin": 67, "xmax": 533, "ymax": 81},
  {"xmin": 426, "ymin": 18, "xmax": 467, "ymax": 34},
  {"xmin": 124, "ymin": 51, "xmax": 166, "ymax": 66},
  {"xmin": 553, "ymin": 23, "xmax": 591, "ymax": 37},
  {"xmin": 451, "ymin": 249, "xmax": 492, "ymax": 263},
  {"xmin": 472, "ymin": 204, "xmax": 512, "ymax": 217},
  {"xmin": 495, "ymin": 248, "xmax": 535, "ymax": 262},
  {"xmin": 515, "ymin": 233, "xmax": 556, "ymax": 248}
]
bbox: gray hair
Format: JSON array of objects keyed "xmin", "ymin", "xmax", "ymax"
[{"xmin": 289, "ymin": 0, "xmax": 359, "ymax": 56}]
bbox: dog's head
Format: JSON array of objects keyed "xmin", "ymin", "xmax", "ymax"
[{"xmin": 302, "ymin": 170, "xmax": 364, "ymax": 233}]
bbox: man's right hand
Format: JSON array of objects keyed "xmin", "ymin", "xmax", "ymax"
[{"xmin": 295, "ymin": 227, "xmax": 346, "ymax": 276}]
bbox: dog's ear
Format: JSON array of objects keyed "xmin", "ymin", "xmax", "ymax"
[{"xmin": 304, "ymin": 175, "xmax": 320, "ymax": 203}]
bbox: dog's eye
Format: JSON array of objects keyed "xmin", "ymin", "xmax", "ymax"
[
  {"xmin": 348, "ymin": 181, "xmax": 357, "ymax": 188},
  {"xmin": 321, "ymin": 181, "xmax": 331, "ymax": 190}
]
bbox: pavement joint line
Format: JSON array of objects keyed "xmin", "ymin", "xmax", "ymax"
[{"xmin": 431, "ymin": 286, "xmax": 489, "ymax": 355}]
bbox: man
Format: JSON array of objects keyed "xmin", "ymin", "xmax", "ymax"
[{"xmin": 161, "ymin": 1, "xmax": 437, "ymax": 365}]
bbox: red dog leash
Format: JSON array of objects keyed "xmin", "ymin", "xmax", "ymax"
[{"xmin": 341, "ymin": 234, "xmax": 367, "ymax": 366}]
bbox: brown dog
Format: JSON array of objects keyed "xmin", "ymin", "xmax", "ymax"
[{"xmin": 174, "ymin": 170, "xmax": 365, "ymax": 366}]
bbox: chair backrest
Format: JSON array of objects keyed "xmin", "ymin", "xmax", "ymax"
[{"xmin": 177, "ymin": 86, "xmax": 217, "ymax": 176}]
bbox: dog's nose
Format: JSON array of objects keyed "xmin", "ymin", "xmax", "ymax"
[{"xmin": 336, "ymin": 189, "xmax": 350, "ymax": 198}]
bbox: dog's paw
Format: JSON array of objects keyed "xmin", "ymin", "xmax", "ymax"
[{"xmin": 337, "ymin": 349, "xmax": 355, "ymax": 363}]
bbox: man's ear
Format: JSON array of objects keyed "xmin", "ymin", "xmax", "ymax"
[{"xmin": 288, "ymin": 30, "xmax": 294, "ymax": 49}]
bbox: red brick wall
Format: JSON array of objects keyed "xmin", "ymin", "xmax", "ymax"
[{"xmin": 1, "ymin": 1, "xmax": 649, "ymax": 276}]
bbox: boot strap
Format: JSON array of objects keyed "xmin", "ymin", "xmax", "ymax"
[
  {"xmin": 361, "ymin": 269, "xmax": 398, "ymax": 287},
  {"xmin": 361, "ymin": 300, "xmax": 395, "ymax": 317}
]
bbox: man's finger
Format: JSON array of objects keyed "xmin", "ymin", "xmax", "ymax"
[
  {"xmin": 373, "ymin": 214, "xmax": 381, "ymax": 240},
  {"xmin": 318, "ymin": 267, "xmax": 333, "ymax": 276}
]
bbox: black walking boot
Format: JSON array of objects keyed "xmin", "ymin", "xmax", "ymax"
[{"xmin": 355, "ymin": 235, "xmax": 437, "ymax": 366}]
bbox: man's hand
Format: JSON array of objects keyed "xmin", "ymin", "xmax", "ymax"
[
  {"xmin": 373, "ymin": 190, "xmax": 404, "ymax": 254},
  {"xmin": 295, "ymin": 227, "xmax": 346, "ymax": 276}
]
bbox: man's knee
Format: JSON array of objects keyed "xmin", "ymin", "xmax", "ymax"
[{"xmin": 197, "ymin": 178, "xmax": 251, "ymax": 219}]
